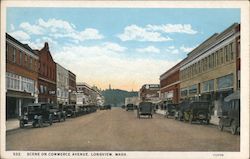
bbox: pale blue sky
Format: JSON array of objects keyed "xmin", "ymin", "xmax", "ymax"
[{"xmin": 6, "ymin": 8, "xmax": 240, "ymax": 90}]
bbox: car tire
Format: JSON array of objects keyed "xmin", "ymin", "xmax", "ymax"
[
  {"xmin": 38, "ymin": 117, "xmax": 43, "ymax": 128},
  {"xmin": 19, "ymin": 120, "xmax": 24, "ymax": 128},
  {"xmin": 230, "ymin": 120, "xmax": 237, "ymax": 135},
  {"xmin": 218, "ymin": 119, "xmax": 223, "ymax": 131}
]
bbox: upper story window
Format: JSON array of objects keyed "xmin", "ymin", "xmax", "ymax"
[
  {"xmin": 13, "ymin": 48, "xmax": 16, "ymax": 63},
  {"xmin": 20, "ymin": 51, "xmax": 23, "ymax": 65}
]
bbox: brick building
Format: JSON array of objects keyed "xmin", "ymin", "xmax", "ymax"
[
  {"xmin": 160, "ymin": 59, "xmax": 186, "ymax": 104},
  {"xmin": 36, "ymin": 42, "xmax": 57, "ymax": 104},
  {"xmin": 6, "ymin": 33, "xmax": 39, "ymax": 119},
  {"xmin": 68, "ymin": 70, "xmax": 76, "ymax": 104},
  {"xmin": 139, "ymin": 84, "xmax": 160, "ymax": 102},
  {"xmin": 179, "ymin": 23, "xmax": 240, "ymax": 124}
]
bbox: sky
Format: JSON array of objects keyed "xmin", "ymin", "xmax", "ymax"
[{"xmin": 6, "ymin": 8, "xmax": 240, "ymax": 91}]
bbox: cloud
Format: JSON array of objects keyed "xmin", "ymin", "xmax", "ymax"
[
  {"xmin": 19, "ymin": 22, "xmax": 44, "ymax": 35},
  {"xmin": 180, "ymin": 45, "xmax": 196, "ymax": 53},
  {"xmin": 102, "ymin": 42, "xmax": 127, "ymax": 52},
  {"xmin": 136, "ymin": 46, "xmax": 160, "ymax": 53},
  {"xmin": 10, "ymin": 24, "xmax": 15, "ymax": 31},
  {"xmin": 53, "ymin": 44, "xmax": 178, "ymax": 90},
  {"xmin": 166, "ymin": 48, "xmax": 180, "ymax": 54},
  {"xmin": 147, "ymin": 24, "xmax": 198, "ymax": 34},
  {"xmin": 117, "ymin": 25, "xmax": 172, "ymax": 42},
  {"xmin": 38, "ymin": 18, "xmax": 75, "ymax": 33},
  {"xmin": 9, "ymin": 30, "xmax": 30, "ymax": 41}
]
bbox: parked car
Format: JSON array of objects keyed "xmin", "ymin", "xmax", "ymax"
[
  {"xmin": 218, "ymin": 91, "xmax": 240, "ymax": 135},
  {"xmin": 175, "ymin": 100, "xmax": 190, "ymax": 121},
  {"xmin": 104, "ymin": 105, "xmax": 111, "ymax": 110},
  {"xmin": 183, "ymin": 101, "xmax": 210, "ymax": 124},
  {"xmin": 165, "ymin": 103, "xmax": 179, "ymax": 118},
  {"xmin": 126, "ymin": 104, "xmax": 134, "ymax": 111},
  {"xmin": 64, "ymin": 104, "xmax": 77, "ymax": 117},
  {"xmin": 49, "ymin": 104, "xmax": 66, "ymax": 122},
  {"xmin": 19, "ymin": 103, "xmax": 53, "ymax": 128},
  {"xmin": 137, "ymin": 102, "xmax": 153, "ymax": 119}
]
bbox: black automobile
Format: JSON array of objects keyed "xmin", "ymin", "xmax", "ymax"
[
  {"xmin": 137, "ymin": 102, "xmax": 153, "ymax": 118},
  {"xmin": 19, "ymin": 103, "xmax": 53, "ymax": 128},
  {"xmin": 104, "ymin": 105, "xmax": 111, "ymax": 110},
  {"xmin": 64, "ymin": 104, "xmax": 77, "ymax": 118},
  {"xmin": 218, "ymin": 91, "xmax": 240, "ymax": 135},
  {"xmin": 183, "ymin": 101, "xmax": 210, "ymax": 124},
  {"xmin": 126, "ymin": 104, "xmax": 134, "ymax": 111},
  {"xmin": 165, "ymin": 103, "xmax": 179, "ymax": 118},
  {"xmin": 49, "ymin": 104, "xmax": 66, "ymax": 122},
  {"xmin": 175, "ymin": 100, "xmax": 190, "ymax": 121}
]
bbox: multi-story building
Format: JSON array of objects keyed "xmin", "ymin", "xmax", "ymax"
[
  {"xmin": 56, "ymin": 63, "xmax": 69, "ymax": 105},
  {"xmin": 179, "ymin": 23, "xmax": 240, "ymax": 123},
  {"xmin": 6, "ymin": 33, "xmax": 39, "ymax": 119},
  {"xmin": 36, "ymin": 42, "xmax": 57, "ymax": 104},
  {"xmin": 139, "ymin": 84, "xmax": 160, "ymax": 103},
  {"xmin": 76, "ymin": 82, "xmax": 103, "ymax": 106},
  {"xmin": 160, "ymin": 59, "xmax": 186, "ymax": 104},
  {"xmin": 68, "ymin": 70, "xmax": 76, "ymax": 104}
]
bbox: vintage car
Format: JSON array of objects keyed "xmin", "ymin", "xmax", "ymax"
[
  {"xmin": 19, "ymin": 103, "xmax": 53, "ymax": 128},
  {"xmin": 100, "ymin": 105, "xmax": 111, "ymax": 110},
  {"xmin": 165, "ymin": 103, "xmax": 179, "ymax": 118},
  {"xmin": 63, "ymin": 104, "xmax": 77, "ymax": 117},
  {"xmin": 175, "ymin": 101, "xmax": 190, "ymax": 121},
  {"xmin": 126, "ymin": 104, "xmax": 134, "ymax": 111},
  {"xmin": 218, "ymin": 91, "xmax": 240, "ymax": 135},
  {"xmin": 49, "ymin": 104, "xmax": 66, "ymax": 122},
  {"xmin": 183, "ymin": 101, "xmax": 210, "ymax": 124},
  {"xmin": 137, "ymin": 102, "xmax": 153, "ymax": 119}
]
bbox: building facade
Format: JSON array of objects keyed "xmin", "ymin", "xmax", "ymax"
[
  {"xmin": 179, "ymin": 23, "xmax": 240, "ymax": 122},
  {"xmin": 139, "ymin": 84, "xmax": 160, "ymax": 103},
  {"xmin": 57, "ymin": 64, "xmax": 69, "ymax": 105},
  {"xmin": 68, "ymin": 70, "xmax": 76, "ymax": 104},
  {"xmin": 160, "ymin": 60, "xmax": 186, "ymax": 104},
  {"xmin": 6, "ymin": 33, "xmax": 39, "ymax": 119},
  {"xmin": 37, "ymin": 42, "xmax": 57, "ymax": 104}
]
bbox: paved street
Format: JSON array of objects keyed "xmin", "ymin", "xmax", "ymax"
[{"xmin": 6, "ymin": 108, "xmax": 239, "ymax": 151}]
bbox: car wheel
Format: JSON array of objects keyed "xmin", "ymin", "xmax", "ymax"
[
  {"xmin": 38, "ymin": 117, "xmax": 43, "ymax": 128},
  {"xmin": 189, "ymin": 115, "xmax": 193, "ymax": 124},
  {"xmin": 230, "ymin": 121, "xmax": 237, "ymax": 135},
  {"xmin": 49, "ymin": 115, "xmax": 53, "ymax": 125},
  {"xmin": 19, "ymin": 120, "xmax": 24, "ymax": 128},
  {"xmin": 218, "ymin": 119, "xmax": 223, "ymax": 131}
]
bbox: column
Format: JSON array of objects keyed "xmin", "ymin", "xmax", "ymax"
[{"xmin": 18, "ymin": 98, "xmax": 22, "ymax": 116}]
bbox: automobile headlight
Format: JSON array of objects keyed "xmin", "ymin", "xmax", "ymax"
[
  {"xmin": 34, "ymin": 115, "xmax": 38, "ymax": 119},
  {"xmin": 54, "ymin": 112, "xmax": 57, "ymax": 115}
]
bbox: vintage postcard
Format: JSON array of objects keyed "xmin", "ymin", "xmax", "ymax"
[{"xmin": 0, "ymin": 0, "xmax": 249, "ymax": 159}]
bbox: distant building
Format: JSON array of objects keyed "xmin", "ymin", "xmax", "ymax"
[
  {"xmin": 6, "ymin": 33, "xmax": 39, "ymax": 119},
  {"xmin": 56, "ymin": 63, "xmax": 69, "ymax": 105},
  {"xmin": 139, "ymin": 84, "xmax": 160, "ymax": 103},
  {"xmin": 36, "ymin": 42, "xmax": 57, "ymax": 104}
]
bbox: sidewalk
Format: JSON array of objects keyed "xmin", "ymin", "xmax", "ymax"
[{"xmin": 6, "ymin": 118, "xmax": 20, "ymax": 131}]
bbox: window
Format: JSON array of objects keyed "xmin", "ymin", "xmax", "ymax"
[
  {"xmin": 217, "ymin": 74, "xmax": 233, "ymax": 90},
  {"xmin": 225, "ymin": 45, "xmax": 229, "ymax": 62},
  {"xmin": 20, "ymin": 51, "xmax": 23, "ymax": 65},
  {"xmin": 208, "ymin": 55, "xmax": 211, "ymax": 69},
  {"xmin": 181, "ymin": 88, "xmax": 188, "ymax": 97},
  {"xmin": 216, "ymin": 51, "xmax": 220, "ymax": 65},
  {"xmin": 229, "ymin": 43, "xmax": 234, "ymax": 60},
  {"xmin": 220, "ymin": 49, "xmax": 224, "ymax": 64},
  {"xmin": 211, "ymin": 53, "xmax": 214, "ymax": 68},
  {"xmin": 30, "ymin": 57, "xmax": 33, "ymax": 70},
  {"xmin": 189, "ymin": 84, "xmax": 198, "ymax": 94},
  {"xmin": 202, "ymin": 80, "xmax": 214, "ymax": 93},
  {"xmin": 25, "ymin": 54, "xmax": 28, "ymax": 65},
  {"xmin": 13, "ymin": 48, "xmax": 16, "ymax": 63},
  {"xmin": 40, "ymin": 85, "xmax": 44, "ymax": 94},
  {"xmin": 44, "ymin": 86, "xmax": 47, "ymax": 94},
  {"xmin": 198, "ymin": 61, "xmax": 201, "ymax": 73}
]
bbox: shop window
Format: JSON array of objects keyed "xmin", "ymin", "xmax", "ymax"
[
  {"xmin": 202, "ymin": 80, "xmax": 214, "ymax": 93},
  {"xmin": 189, "ymin": 84, "xmax": 198, "ymax": 94},
  {"xmin": 181, "ymin": 88, "xmax": 188, "ymax": 97},
  {"xmin": 217, "ymin": 74, "xmax": 233, "ymax": 90}
]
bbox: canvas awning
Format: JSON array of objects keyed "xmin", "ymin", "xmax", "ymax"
[{"xmin": 224, "ymin": 90, "xmax": 240, "ymax": 102}]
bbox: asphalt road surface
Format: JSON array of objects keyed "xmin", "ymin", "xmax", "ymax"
[{"xmin": 6, "ymin": 108, "xmax": 240, "ymax": 151}]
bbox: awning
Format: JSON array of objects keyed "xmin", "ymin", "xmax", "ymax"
[{"xmin": 224, "ymin": 90, "xmax": 240, "ymax": 102}]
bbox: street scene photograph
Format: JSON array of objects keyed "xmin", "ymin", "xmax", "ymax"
[{"xmin": 2, "ymin": 2, "xmax": 248, "ymax": 158}]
